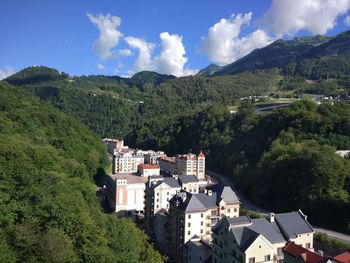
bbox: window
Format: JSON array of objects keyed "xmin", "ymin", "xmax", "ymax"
[
  {"xmin": 249, "ymin": 257, "xmax": 255, "ymax": 263},
  {"xmin": 156, "ymin": 205, "xmax": 159, "ymax": 208},
  {"xmin": 188, "ymin": 223, "xmax": 191, "ymax": 227},
  {"xmin": 188, "ymin": 231, "xmax": 191, "ymax": 235},
  {"xmin": 200, "ymin": 229, "xmax": 203, "ymax": 234},
  {"xmin": 306, "ymin": 243, "xmax": 311, "ymax": 248},
  {"xmin": 227, "ymin": 209, "xmax": 230, "ymax": 213},
  {"xmin": 234, "ymin": 208, "xmax": 237, "ymax": 212},
  {"xmin": 167, "ymin": 192, "xmax": 169, "ymax": 195},
  {"xmin": 157, "ymin": 192, "xmax": 159, "ymax": 196},
  {"xmin": 201, "ymin": 213, "xmax": 203, "ymax": 218},
  {"xmin": 265, "ymin": 255, "xmax": 271, "ymax": 261},
  {"xmin": 221, "ymin": 206, "xmax": 225, "ymax": 210},
  {"xmin": 188, "ymin": 214, "xmax": 191, "ymax": 219},
  {"xmin": 201, "ymin": 221, "xmax": 203, "ymax": 226}
]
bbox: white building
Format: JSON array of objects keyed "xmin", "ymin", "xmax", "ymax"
[
  {"xmin": 113, "ymin": 152, "xmax": 144, "ymax": 174},
  {"xmin": 138, "ymin": 164, "xmax": 160, "ymax": 177},
  {"xmin": 103, "ymin": 138, "xmax": 130, "ymax": 154},
  {"xmin": 106, "ymin": 174, "xmax": 147, "ymax": 215},
  {"xmin": 175, "ymin": 151, "xmax": 205, "ymax": 180}
]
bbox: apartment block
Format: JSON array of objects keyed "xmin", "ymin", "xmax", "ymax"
[
  {"xmin": 211, "ymin": 210, "xmax": 314, "ymax": 263},
  {"xmin": 175, "ymin": 151, "xmax": 206, "ymax": 180},
  {"xmin": 113, "ymin": 152, "xmax": 144, "ymax": 174},
  {"xmin": 169, "ymin": 186, "xmax": 240, "ymax": 262},
  {"xmin": 186, "ymin": 236, "xmax": 212, "ymax": 263}
]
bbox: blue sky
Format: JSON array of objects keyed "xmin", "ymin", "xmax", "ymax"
[{"xmin": 1, "ymin": 0, "xmax": 350, "ymax": 78}]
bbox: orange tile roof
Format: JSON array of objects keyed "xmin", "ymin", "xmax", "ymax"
[
  {"xmin": 198, "ymin": 150, "xmax": 205, "ymax": 157},
  {"xmin": 283, "ymin": 242, "xmax": 325, "ymax": 263},
  {"xmin": 334, "ymin": 252, "xmax": 350, "ymax": 263},
  {"xmin": 138, "ymin": 164, "xmax": 160, "ymax": 169}
]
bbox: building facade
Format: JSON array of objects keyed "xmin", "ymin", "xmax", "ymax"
[
  {"xmin": 113, "ymin": 152, "xmax": 144, "ymax": 174},
  {"xmin": 138, "ymin": 164, "xmax": 160, "ymax": 177}
]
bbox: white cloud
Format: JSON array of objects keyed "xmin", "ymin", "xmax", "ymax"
[
  {"xmin": 126, "ymin": 33, "xmax": 197, "ymax": 76},
  {"xmin": 199, "ymin": 13, "xmax": 273, "ymax": 66},
  {"xmin": 261, "ymin": 0, "xmax": 350, "ymax": 36},
  {"xmin": 117, "ymin": 48, "xmax": 133, "ymax": 57},
  {"xmin": 125, "ymin": 36, "xmax": 155, "ymax": 72},
  {"xmin": 345, "ymin": 16, "xmax": 350, "ymax": 26},
  {"xmin": 87, "ymin": 13, "xmax": 123, "ymax": 60},
  {"xmin": 97, "ymin": 64, "xmax": 105, "ymax": 70},
  {"xmin": 0, "ymin": 66, "xmax": 15, "ymax": 80},
  {"xmin": 155, "ymin": 32, "xmax": 197, "ymax": 76}
]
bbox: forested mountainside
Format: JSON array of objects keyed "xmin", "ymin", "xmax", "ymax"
[
  {"xmin": 0, "ymin": 82, "xmax": 164, "ymax": 262},
  {"xmin": 129, "ymin": 101, "xmax": 350, "ymax": 234},
  {"xmin": 5, "ymin": 66, "xmax": 280, "ymax": 138}
]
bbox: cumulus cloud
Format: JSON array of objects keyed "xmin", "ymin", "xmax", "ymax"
[
  {"xmin": 261, "ymin": 0, "xmax": 350, "ymax": 36},
  {"xmin": 87, "ymin": 13, "xmax": 123, "ymax": 60},
  {"xmin": 125, "ymin": 36, "xmax": 155, "ymax": 72},
  {"xmin": 0, "ymin": 66, "xmax": 15, "ymax": 80},
  {"xmin": 345, "ymin": 16, "xmax": 350, "ymax": 26},
  {"xmin": 126, "ymin": 33, "xmax": 197, "ymax": 76},
  {"xmin": 199, "ymin": 13, "xmax": 273, "ymax": 66}
]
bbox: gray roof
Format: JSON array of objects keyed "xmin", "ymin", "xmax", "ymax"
[
  {"xmin": 195, "ymin": 193, "xmax": 218, "ymax": 209},
  {"xmin": 180, "ymin": 194, "xmax": 207, "ymax": 212},
  {"xmin": 163, "ymin": 177, "xmax": 181, "ymax": 188},
  {"xmin": 248, "ymin": 218, "xmax": 286, "ymax": 244},
  {"xmin": 275, "ymin": 211, "xmax": 314, "ymax": 239},
  {"xmin": 178, "ymin": 175, "xmax": 198, "ymax": 184},
  {"xmin": 209, "ymin": 185, "xmax": 240, "ymax": 204},
  {"xmin": 227, "ymin": 216, "xmax": 251, "ymax": 226}
]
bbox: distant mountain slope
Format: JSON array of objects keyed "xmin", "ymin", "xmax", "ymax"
[
  {"xmin": 129, "ymin": 71, "xmax": 176, "ymax": 87},
  {"xmin": 214, "ymin": 35, "xmax": 333, "ymax": 75},
  {"xmin": 197, "ymin": 64, "xmax": 221, "ymax": 76}
]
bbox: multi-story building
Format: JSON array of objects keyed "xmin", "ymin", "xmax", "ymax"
[
  {"xmin": 104, "ymin": 138, "xmax": 130, "ymax": 154},
  {"xmin": 175, "ymin": 151, "xmax": 206, "ymax": 180},
  {"xmin": 211, "ymin": 210, "xmax": 314, "ymax": 263},
  {"xmin": 159, "ymin": 156, "xmax": 176, "ymax": 175},
  {"xmin": 144, "ymin": 176, "xmax": 182, "ymax": 252},
  {"xmin": 144, "ymin": 151, "xmax": 166, "ymax": 164},
  {"xmin": 106, "ymin": 174, "xmax": 147, "ymax": 215},
  {"xmin": 186, "ymin": 236, "xmax": 212, "ymax": 263},
  {"xmin": 178, "ymin": 175, "xmax": 200, "ymax": 194},
  {"xmin": 138, "ymin": 163, "xmax": 160, "ymax": 177},
  {"xmin": 113, "ymin": 152, "xmax": 144, "ymax": 174},
  {"xmin": 169, "ymin": 186, "xmax": 240, "ymax": 262}
]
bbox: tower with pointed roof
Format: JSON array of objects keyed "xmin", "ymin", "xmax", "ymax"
[{"xmin": 197, "ymin": 150, "xmax": 205, "ymax": 180}]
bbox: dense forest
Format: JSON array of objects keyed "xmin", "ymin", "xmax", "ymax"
[
  {"xmin": 129, "ymin": 101, "xmax": 350, "ymax": 233},
  {"xmin": 0, "ymin": 82, "xmax": 164, "ymax": 262}
]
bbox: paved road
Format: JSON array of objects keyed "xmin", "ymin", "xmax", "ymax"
[
  {"xmin": 313, "ymin": 227, "xmax": 350, "ymax": 244},
  {"xmin": 207, "ymin": 170, "xmax": 350, "ymax": 244}
]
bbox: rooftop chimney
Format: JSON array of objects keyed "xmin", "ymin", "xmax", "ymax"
[
  {"xmin": 207, "ymin": 190, "xmax": 212, "ymax": 196},
  {"xmin": 269, "ymin": 213, "xmax": 275, "ymax": 223}
]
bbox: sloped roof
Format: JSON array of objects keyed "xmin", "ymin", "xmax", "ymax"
[
  {"xmin": 195, "ymin": 193, "xmax": 218, "ymax": 209},
  {"xmin": 180, "ymin": 194, "xmax": 207, "ymax": 212},
  {"xmin": 334, "ymin": 252, "xmax": 350, "ymax": 263},
  {"xmin": 178, "ymin": 175, "xmax": 198, "ymax": 184},
  {"xmin": 275, "ymin": 211, "xmax": 314, "ymax": 239},
  {"xmin": 247, "ymin": 218, "xmax": 285, "ymax": 244},
  {"xmin": 283, "ymin": 242, "xmax": 326, "ymax": 263},
  {"xmin": 163, "ymin": 177, "xmax": 181, "ymax": 188},
  {"xmin": 138, "ymin": 164, "xmax": 160, "ymax": 169},
  {"xmin": 214, "ymin": 185, "xmax": 240, "ymax": 204}
]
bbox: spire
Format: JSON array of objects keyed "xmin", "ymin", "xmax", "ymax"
[{"xmin": 198, "ymin": 150, "xmax": 205, "ymax": 157}]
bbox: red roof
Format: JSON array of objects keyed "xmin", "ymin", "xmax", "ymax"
[
  {"xmin": 334, "ymin": 252, "xmax": 350, "ymax": 263},
  {"xmin": 283, "ymin": 242, "xmax": 325, "ymax": 263},
  {"xmin": 198, "ymin": 150, "xmax": 205, "ymax": 157},
  {"xmin": 138, "ymin": 164, "xmax": 160, "ymax": 170}
]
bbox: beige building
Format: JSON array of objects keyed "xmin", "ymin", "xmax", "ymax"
[
  {"xmin": 113, "ymin": 152, "xmax": 144, "ymax": 174},
  {"xmin": 211, "ymin": 210, "xmax": 314, "ymax": 263},
  {"xmin": 106, "ymin": 174, "xmax": 147, "ymax": 215},
  {"xmin": 104, "ymin": 138, "xmax": 130, "ymax": 154},
  {"xmin": 138, "ymin": 164, "xmax": 160, "ymax": 177},
  {"xmin": 169, "ymin": 185, "xmax": 240, "ymax": 262},
  {"xmin": 175, "ymin": 151, "xmax": 206, "ymax": 180}
]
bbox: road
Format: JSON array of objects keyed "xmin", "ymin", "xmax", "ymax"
[{"xmin": 207, "ymin": 170, "xmax": 350, "ymax": 244}]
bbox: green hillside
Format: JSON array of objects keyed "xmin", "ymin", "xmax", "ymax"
[
  {"xmin": 5, "ymin": 66, "xmax": 281, "ymax": 138},
  {"xmin": 128, "ymin": 101, "xmax": 350, "ymax": 233},
  {"xmin": 0, "ymin": 81, "xmax": 164, "ymax": 262}
]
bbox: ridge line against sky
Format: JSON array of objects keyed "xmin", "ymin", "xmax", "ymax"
[{"xmin": 1, "ymin": 0, "xmax": 350, "ymax": 79}]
